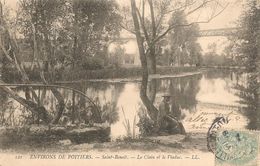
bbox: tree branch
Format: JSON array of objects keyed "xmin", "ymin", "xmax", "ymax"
[
  {"xmin": 136, "ymin": 6, "xmax": 150, "ymax": 44},
  {"xmin": 148, "ymin": 0, "xmax": 156, "ymax": 38},
  {"xmin": 186, "ymin": 0, "xmax": 212, "ymax": 16},
  {"xmin": 120, "ymin": 23, "xmax": 136, "ymax": 35},
  {"xmin": 153, "ymin": 2, "xmax": 229, "ymax": 45},
  {"xmin": 164, "ymin": 0, "xmax": 197, "ymax": 14}
]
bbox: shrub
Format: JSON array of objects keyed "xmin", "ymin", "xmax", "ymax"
[
  {"xmin": 81, "ymin": 57, "xmax": 104, "ymax": 70},
  {"xmin": 137, "ymin": 107, "xmax": 155, "ymax": 136}
]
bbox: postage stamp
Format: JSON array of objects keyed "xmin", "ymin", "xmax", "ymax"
[{"xmin": 215, "ymin": 130, "xmax": 259, "ymax": 166}]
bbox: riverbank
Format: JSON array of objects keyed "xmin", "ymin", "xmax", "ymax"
[
  {"xmin": 61, "ymin": 66, "xmax": 201, "ymax": 81},
  {"xmin": 3, "ymin": 66, "xmax": 245, "ymax": 83},
  {"xmin": 58, "ymin": 71, "xmax": 203, "ymax": 84},
  {"xmin": 2, "ymin": 66, "xmax": 200, "ymax": 83},
  {"xmin": 0, "ymin": 132, "xmax": 208, "ymax": 154},
  {"xmin": 0, "ymin": 133, "xmax": 214, "ymax": 166}
]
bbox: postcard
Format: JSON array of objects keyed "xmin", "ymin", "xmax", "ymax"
[{"xmin": 0, "ymin": 0, "xmax": 259, "ymax": 166}]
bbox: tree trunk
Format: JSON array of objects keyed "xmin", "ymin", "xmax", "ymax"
[
  {"xmin": 0, "ymin": 2, "xmax": 64, "ymax": 125},
  {"xmin": 37, "ymin": 17, "xmax": 65, "ymax": 124},
  {"xmin": 148, "ymin": 46, "xmax": 157, "ymax": 74},
  {"xmin": 148, "ymin": 79, "xmax": 157, "ymax": 103},
  {"xmin": 0, "ymin": 3, "xmax": 52, "ymax": 123},
  {"xmin": 0, "ymin": 81, "xmax": 52, "ymax": 123},
  {"xmin": 147, "ymin": 0, "xmax": 157, "ymax": 74},
  {"xmin": 130, "ymin": 0, "xmax": 158, "ymax": 121},
  {"xmin": 50, "ymin": 88, "xmax": 65, "ymax": 124}
]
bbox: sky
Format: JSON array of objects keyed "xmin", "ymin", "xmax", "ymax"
[
  {"xmin": 4, "ymin": 0, "xmax": 245, "ymax": 54},
  {"xmin": 197, "ymin": 0, "xmax": 244, "ymax": 54}
]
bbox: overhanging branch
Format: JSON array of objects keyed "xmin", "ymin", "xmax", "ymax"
[{"xmin": 153, "ymin": 2, "xmax": 229, "ymax": 45}]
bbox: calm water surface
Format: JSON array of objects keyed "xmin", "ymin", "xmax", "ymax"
[{"xmin": 0, "ymin": 70, "xmax": 249, "ymax": 139}]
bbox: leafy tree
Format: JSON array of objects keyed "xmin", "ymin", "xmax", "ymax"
[
  {"xmin": 18, "ymin": 0, "xmax": 122, "ymax": 70},
  {"xmin": 125, "ymin": 0, "xmax": 228, "ymax": 74},
  {"xmin": 18, "ymin": 0, "xmax": 66, "ymax": 75},
  {"xmin": 0, "ymin": 1, "xmax": 54, "ymax": 123},
  {"xmin": 167, "ymin": 11, "xmax": 202, "ymax": 66},
  {"xmin": 108, "ymin": 45, "xmax": 125, "ymax": 68},
  {"xmin": 64, "ymin": 0, "xmax": 122, "ymax": 69},
  {"xmin": 235, "ymin": 0, "xmax": 260, "ymax": 129},
  {"xmin": 202, "ymin": 53, "xmax": 233, "ymax": 66},
  {"xmin": 0, "ymin": 0, "xmax": 122, "ymax": 124},
  {"xmin": 223, "ymin": 43, "xmax": 238, "ymax": 65}
]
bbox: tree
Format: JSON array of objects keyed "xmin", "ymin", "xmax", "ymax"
[
  {"xmin": 18, "ymin": 0, "xmax": 67, "ymax": 78},
  {"xmin": 235, "ymin": 0, "xmax": 260, "ymax": 129},
  {"xmin": 167, "ymin": 11, "xmax": 202, "ymax": 66},
  {"xmin": 108, "ymin": 45, "xmax": 125, "ymax": 68},
  {"xmin": 0, "ymin": 1, "xmax": 80, "ymax": 124},
  {"xmin": 0, "ymin": 0, "xmax": 122, "ymax": 124},
  {"xmin": 18, "ymin": 0, "xmax": 122, "ymax": 70},
  {"xmin": 64, "ymin": 0, "xmax": 122, "ymax": 69},
  {"xmin": 125, "ymin": 0, "xmax": 228, "ymax": 74},
  {"xmin": 128, "ymin": 0, "xmax": 228, "ymax": 123},
  {"xmin": 17, "ymin": 0, "xmax": 70, "ymax": 124},
  {"xmin": 0, "ymin": 1, "xmax": 53, "ymax": 123}
]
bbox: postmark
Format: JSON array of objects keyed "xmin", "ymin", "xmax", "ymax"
[
  {"xmin": 215, "ymin": 130, "xmax": 259, "ymax": 166},
  {"xmin": 207, "ymin": 117, "xmax": 231, "ymax": 153}
]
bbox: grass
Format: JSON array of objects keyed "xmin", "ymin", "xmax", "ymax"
[
  {"xmin": 121, "ymin": 107, "xmax": 138, "ymax": 140},
  {"xmin": 61, "ymin": 66, "xmax": 200, "ymax": 81},
  {"xmin": 1, "ymin": 66, "xmax": 200, "ymax": 83}
]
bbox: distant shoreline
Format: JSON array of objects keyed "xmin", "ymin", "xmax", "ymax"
[
  {"xmin": 2, "ymin": 66, "xmax": 245, "ymax": 83},
  {"xmin": 57, "ymin": 71, "xmax": 203, "ymax": 84}
]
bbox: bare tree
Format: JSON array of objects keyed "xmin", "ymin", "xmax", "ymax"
[{"xmin": 128, "ymin": 0, "xmax": 228, "ymax": 122}]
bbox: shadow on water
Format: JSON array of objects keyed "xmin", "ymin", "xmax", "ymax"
[
  {"xmin": 236, "ymin": 72, "xmax": 260, "ymax": 130},
  {"xmin": 147, "ymin": 74, "xmax": 202, "ymax": 113}
]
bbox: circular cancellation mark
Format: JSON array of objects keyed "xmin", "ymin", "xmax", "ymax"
[{"xmin": 207, "ymin": 116, "xmax": 230, "ymax": 153}]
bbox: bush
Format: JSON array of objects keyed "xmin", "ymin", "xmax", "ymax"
[
  {"xmin": 81, "ymin": 57, "xmax": 104, "ymax": 70},
  {"xmin": 137, "ymin": 107, "xmax": 155, "ymax": 136}
]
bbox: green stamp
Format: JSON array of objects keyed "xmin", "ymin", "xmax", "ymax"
[{"xmin": 215, "ymin": 130, "xmax": 259, "ymax": 166}]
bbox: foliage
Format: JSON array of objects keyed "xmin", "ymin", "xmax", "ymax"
[
  {"xmin": 18, "ymin": 0, "xmax": 66, "ymax": 65},
  {"xmin": 108, "ymin": 45, "xmax": 125, "ymax": 68},
  {"xmin": 62, "ymin": 0, "xmax": 122, "ymax": 68},
  {"xmin": 202, "ymin": 42, "xmax": 237, "ymax": 66},
  {"xmin": 127, "ymin": 0, "xmax": 227, "ymax": 127},
  {"xmin": 17, "ymin": 0, "xmax": 122, "ymax": 71},
  {"xmin": 100, "ymin": 102, "xmax": 119, "ymax": 125},
  {"xmin": 122, "ymin": 108, "xmax": 137, "ymax": 139},
  {"xmin": 165, "ymin": 11, "xmax": 202, "ymax": 66},
  {"xmin": 137, "ymin": 107, "xmax": 155, "ymax": 136},
  {"xmin": 234, "ymin": 0, "xmax": 260, "ymax": 130},
  {"xmin": 81, "ymin": 56, "xmax": 104, "ymax": 70},
  {"xmin": 202, "ymin": 53, "xmax": 235, "ymax": 66},
  {"xmin": 124, "ymin": 0, "xmax": 227, "ymax": 73}
]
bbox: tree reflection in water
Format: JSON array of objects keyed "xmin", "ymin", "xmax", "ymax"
[
  {"xmin": 151, "ymin": 74, "xmax": 202, "ymax": 112},
  {"xmin": 236, "ymin": 73, "xmax": 260, "ymax": 130},
  {"xmin": 1, "ymin": 70, "xmax": 257, "ymax": 137},
  {"xmin": 0, "ymin": 81, "xmax": 125, "ymax": 126}
]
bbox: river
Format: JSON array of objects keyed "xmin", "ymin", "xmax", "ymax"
[{"xmin": 0, "ymin": 69, "xmax": 250, "ymax": 139}]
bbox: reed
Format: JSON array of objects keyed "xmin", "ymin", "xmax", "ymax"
[{"xmin": 122, "ymin": 107, "xmax": 137, "ymax": 139}]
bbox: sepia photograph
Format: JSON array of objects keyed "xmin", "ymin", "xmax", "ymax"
[{"xmin": 0, "ymin": 0, "xmax": 259, "ymax": 165}]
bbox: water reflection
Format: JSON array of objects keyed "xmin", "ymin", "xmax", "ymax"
[
  {"xmin": 0, "ymin": 70, "xmax": 255, "ymax": 138},
  {"xmin": 236, "ymin": 72, "xmax": 260, "ymax": 130}
]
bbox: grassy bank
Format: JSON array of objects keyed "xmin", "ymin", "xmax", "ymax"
[
  {"xmin": 1, "ymin": 66, "xmax": 200, "ymax": 83},
  {"xmin": 61, "ymin": 66, "xmax": 200, "ymax": 81},
  {"xmin": 0, "ymin": 132, "xmax": 207, "ymax": 153}
]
